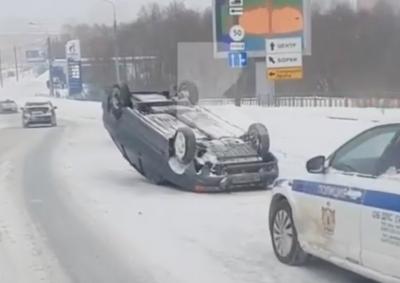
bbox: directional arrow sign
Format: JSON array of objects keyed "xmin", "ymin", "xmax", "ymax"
[
  {"xmin": 267, "ymin": 67, "xmax": 303, "ymax": 81},
  {"xmin": 266, "ymin": 37, "xmax": 302, "ymax": 54},
  {"xmin": 266, "ymin": 53, "xmax": 302, "ymax": 68}
]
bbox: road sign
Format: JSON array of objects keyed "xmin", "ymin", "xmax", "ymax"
[
  {"xmin": 266, "ymin": 37, "xmax": 302, "ymax": 54},
  {"xmin": 25, "ymin": 49, "xmax": 46, "ymax": 63},
  {"xmin": 67, "ymin": 59, "xmax": 83, "ymax": 96},
  {"xmin": 228, "ymin": 52, "xmax": 247, "ymax": 68},
  {"xmin": 267, "ymin": 67, "xmax": 303, "ymax": 80},
  {"xmin": 266, "ymin": 53, "xmax": 302, "ymax": 68},
  {"xmin": 213, "ymin": 0, "xmax": 312, "ymax": 58},
  {"xmin": 229, "ymin": 25, "xmax": 245, "ymax": 42},
  {"xmin": 66, "ymin": 40, "xmax": 81, "ymax": 61}
]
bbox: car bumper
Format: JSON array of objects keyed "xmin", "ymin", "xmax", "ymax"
[
  {"xmin": 26, "ymin": 116, "xmax": 53, "ymax": 124},
  {"xmin": 1, "ymin": 109, "xmax": 18, "ymax": 113},
  {"xmin": 192, "ymin": 162, "xmax": 279, "ymax": 193}
]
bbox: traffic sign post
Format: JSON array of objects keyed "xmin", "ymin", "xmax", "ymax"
[
  {"xmin": 266, "ymin": 37, "xmax": 303, "ymax": 81},
  {"xmin": 229, "ymin": 52, "xmax": 248, "ymax": 68},
  {"xmin": 266, "ymin": 37, "xmax": 302, "ymax": 54},
  {"xmin": 65, "ymin": 40, "xmax": 83, "ymax": 96},
  {"xmin": 225, "ymin": 1, "xmax": 248, "ymax": 69},
  {"xmin": 267, "ymin": 67, "xmax": 303, "ymax": 80}
]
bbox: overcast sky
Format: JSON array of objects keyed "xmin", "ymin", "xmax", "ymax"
[{"xmin": 0, "ymin": 0, "xmax": 210, "ymax": 33}]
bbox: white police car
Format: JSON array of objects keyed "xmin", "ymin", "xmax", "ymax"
[{"xmin": 269, "ymin": 123, "xmax": 400, "ymax": 283}]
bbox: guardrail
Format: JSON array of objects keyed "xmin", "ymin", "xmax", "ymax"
[{"xmin": 199, "ymin": 97, "xmax": 400, "ymax": 108}]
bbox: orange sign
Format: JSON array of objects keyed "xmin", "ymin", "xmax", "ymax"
[{"xmin": 267, "ymin": 67, "xmax": 303, "ymax": 80}]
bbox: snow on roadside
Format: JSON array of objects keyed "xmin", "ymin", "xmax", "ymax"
[
  {"xmin": 49, "ymin": 102, "xmax": 379, "ymax": 283},
  {"xmin": 0, "ymin": 133, "xmax": 69, "ymax": 283}
]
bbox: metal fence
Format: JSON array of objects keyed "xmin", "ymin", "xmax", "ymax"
[{"xmin": 199, "ymin": 97, "xmax": 400, "ymax": 108}]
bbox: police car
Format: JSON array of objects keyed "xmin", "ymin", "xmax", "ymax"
[{"xmin": 269, "ymin": 123, "xmax": 400, "ymax": 283}]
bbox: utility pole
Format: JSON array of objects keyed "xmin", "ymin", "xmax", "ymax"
[
  {"xmin": 47, "ymin": 36, "xmax": 54, "ymax": 96},
  {"xmin": 113, "ymin": 7, "xmax": 121, "ymax": 83},
  {"xmin": 0, "ymin": 50, "xmax": 3, "ymax": 88},
  {"xmin": 13, "ymin": 45, "xmax": 19, "ymax": 82},
  {"xmin": 102, "ymin": 0, "xmax": 121, "ymax": 83}
]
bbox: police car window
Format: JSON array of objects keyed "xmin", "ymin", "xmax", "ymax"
[{"xmin": 331, "ymin": 126, "xmax": 400, "ymax": 176}]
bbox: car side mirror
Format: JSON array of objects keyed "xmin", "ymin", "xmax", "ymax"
[
  {"xmin": 306, "ymin": 156, "xmax": 326, "ymax": 174},
  {"xmin": 54, "ymin": 106, "xmax": 58, "ymax": 110}
]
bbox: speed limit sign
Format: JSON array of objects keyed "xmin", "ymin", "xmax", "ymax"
[{"xmin": 229, "ymin": 25, "xmax": 245, "ymax": 42}]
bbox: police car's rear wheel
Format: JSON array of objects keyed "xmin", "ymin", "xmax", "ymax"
[{"xmin": 270, "ymin": 200, "xmax": 308, "ymax": 266}]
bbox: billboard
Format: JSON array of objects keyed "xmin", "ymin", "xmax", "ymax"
[
  {"xmin": 66, "ymin": 40, "xmax": 81, "ymax": 61},
  {"xmin": 65, "ymin": 40, "xmax": 83, "ymax": 96},
  {"xmin": 213, "ymin": 0, "xmax": 311, "ymax": 58},
  {"xmin": 25, "ymin": 49, "xmax": 46, "ymax": 63},
  {"xmin": 67, "ymin": 59, "xmax": 83, "ymax": 96}
]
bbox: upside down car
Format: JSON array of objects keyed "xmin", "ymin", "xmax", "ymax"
[{"xmin": 102, "ymin": 82, "xmax": 279, "ymax": 192}]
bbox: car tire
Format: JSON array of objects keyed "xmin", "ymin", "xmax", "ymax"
[
  {"xmin": 172, "ymin": 127, "xmax": 196, "ymax": 165},
  {"xmin": 248, "ymin": 123, "xmax": 270, "ymax": 160},
  {"xmin": 178, "ymin": 81, "xmax": 199, "ymax": 105},
  {"xmin": 269, "ymin": 199, "xmax": 309, "ymax": 266},
  {"xmin": 111, "ymin": 86, "xmax": 123, "ymax": 120}
]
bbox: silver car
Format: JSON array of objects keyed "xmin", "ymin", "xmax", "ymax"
[{"xmin": 22, "ymin": 102, "xmax": 57, "ymax": 128}]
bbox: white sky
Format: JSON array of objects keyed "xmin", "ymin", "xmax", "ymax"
[{"xmin": 0, "ymin": 0, "xmax": 211, "ymax": 33}]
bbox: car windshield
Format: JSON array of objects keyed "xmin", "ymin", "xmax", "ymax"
[{"xmin": 1, "ymin": 1, "xmax": 400, "ymax": 283}]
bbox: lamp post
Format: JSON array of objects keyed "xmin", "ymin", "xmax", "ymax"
[
  {"xmin": 29, "ymin": 22, "xmax": 55, "ymax": 96},
  {"xmin": 102, "ymin": 0, "xmax": 121, "ymax": 83}
]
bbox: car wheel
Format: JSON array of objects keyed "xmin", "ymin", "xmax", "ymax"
[
  {"xmin": 270, "ymin": 199, "xmax": 309, "ymax": 266},
  {"xmin": 178, "ymin": 81, "xmax": 199, "ymax": 105},
  {"xmin": 111, "ymin": 86, "xmax": 123, "ymax": 120},
  {"xmin": 172, "ymin": 127, "xmax": 196, "ymax": 165},
  {"xmin": 248, "ymin": 123, "xmax": 270, "ymax": 160}
]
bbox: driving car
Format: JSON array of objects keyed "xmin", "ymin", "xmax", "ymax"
[
  {"xmin": 102, "ymin": 82, "xmax": 279, "ymax": 192},
  {"xmin": 0, "ymin": 99, "xmax": 18, "ymax": 113},
  {"xmin": 269, "ymin": 123, "xmax": 400, "ymax": 283},
  {"xmin": 22, "ymin": 101, "xmax": 58, "ymax": 128}
]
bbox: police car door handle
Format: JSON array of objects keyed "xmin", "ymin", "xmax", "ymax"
[{"xmin": 345, "ymin": 190, "xmax": 363, "ymax": 200}]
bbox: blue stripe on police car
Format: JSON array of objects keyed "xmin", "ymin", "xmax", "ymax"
[{"xmin": 292, "ymin": 180, "xmax": 400, "ymax": 213}]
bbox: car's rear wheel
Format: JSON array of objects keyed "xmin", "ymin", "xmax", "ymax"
[
  {"xmin": 178, "ymin": 81, "xmax": 199, "ymax": 105},
  {"xmin": 248, "ymin": 123, "xmax": 270, "ymax": 160},
  {"xmin": 111, "ymin": 86, "xmax": 123, "ymax": 120},
  {"xmin": 172, "ymin": 127, "xmax": 196, "ymax": 165},
  {"xmin": 270, "ymin": 199, "xmax": 309, "ymax": 266}
]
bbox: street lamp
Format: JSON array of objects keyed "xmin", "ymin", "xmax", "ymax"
[
  {"xmin": 28, "ymin": 22, "xmax": 55, "ymax": 96},
  {"xmin": 102, "ymin": 0, "xmax": 121, "ymax": 83}
]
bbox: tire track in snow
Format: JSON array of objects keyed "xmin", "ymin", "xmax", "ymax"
[{"xmin": 23, "ymin": 123, "xmax": 155, "ymax": 283}]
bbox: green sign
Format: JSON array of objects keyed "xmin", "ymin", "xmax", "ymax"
[{"xmin": 213, "ymin": 0, "xmax": 311, "ymax": 58}]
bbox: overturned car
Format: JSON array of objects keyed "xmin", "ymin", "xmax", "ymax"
[{"xmin": 102, "ymin": 83, "xmax": 279, "ymax": 192}]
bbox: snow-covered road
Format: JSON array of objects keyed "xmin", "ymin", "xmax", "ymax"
[
  {"xmin": 1, "ymin": 75, "xmax": 391, "ymax": 282},
  {"xmin": 0, "ymin": 111, "xmax": 372, "ymax": 283}
]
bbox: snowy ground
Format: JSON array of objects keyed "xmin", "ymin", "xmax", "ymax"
[{"xmin": 1, "ymin": 74, "xmax": 396, "ymax": 282}]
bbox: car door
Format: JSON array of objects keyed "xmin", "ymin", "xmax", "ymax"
[
  {"xmin": 293, "ymin": 172, "xmax": 363, "ymax": 263},
  {"xmin": 294, "ymin": 124, "xmax": 400, "ymax": 265},
  {"xmin": 360, "ymin": 131, "xmax": 400, "ymax": 280}
]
